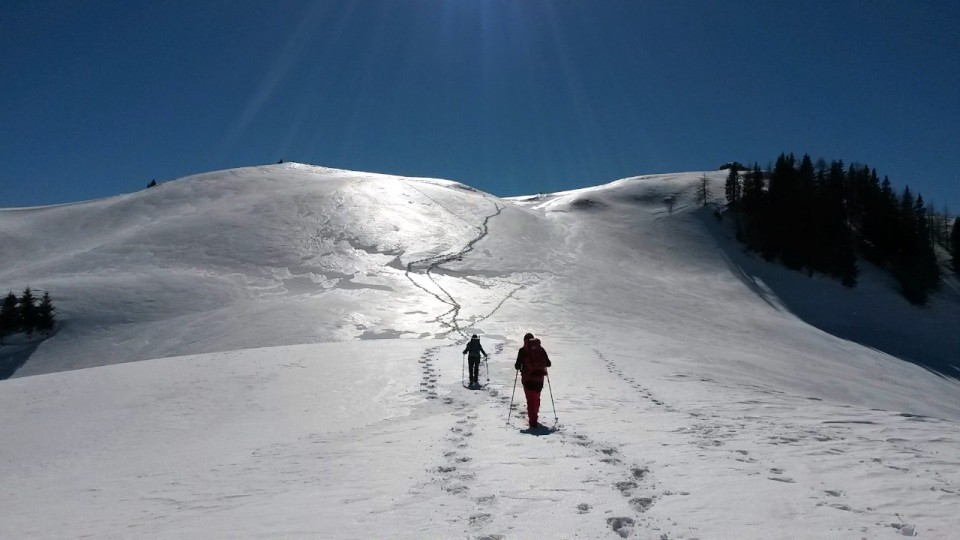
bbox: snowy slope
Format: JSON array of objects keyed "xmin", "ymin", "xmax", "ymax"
[
  {"xmin": 1, "ymin": 163, "xmax": 958, "ymax": 538},
  {"xmin": 0, "ymin": 164, "xmax": 557, "ymax": 374}
]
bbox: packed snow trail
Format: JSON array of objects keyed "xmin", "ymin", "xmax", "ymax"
[
  {"xmin": 416, "ymin": 318, "xmax": 683, "ymax": 535},
  {"xmin": 423, "ymin": 335, "xmax": 960, "ymax": 539},
  {"xmin": 403, "ymin": 171, "xmax": 960, "ymax": 538},
  {"xmin": 418, "ymin": 341, "xmax": 682, "ymax": 539},
  {"xmin": 5, "ymin": 337, "xmax": 956, "ymax": 538},
  {"xmin": 403, "ymin": 192, "xmax": 507, "ymax": 338}
]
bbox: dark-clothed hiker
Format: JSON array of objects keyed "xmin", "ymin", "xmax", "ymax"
[
  {"xmin": 514, "ymin": 333, "xmax": 551, "ymax": 428},
  {"xmin": 463, "ymin": 334, "xmax": 488, "ymax": 387}
]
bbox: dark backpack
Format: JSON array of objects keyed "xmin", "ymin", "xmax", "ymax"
[{"xmin": 525, "ymin": 338, "xmax": 548, "ymax": 377}]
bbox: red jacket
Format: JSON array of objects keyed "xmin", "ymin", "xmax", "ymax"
[{"xmin": 515, "ymin": 338, "xmax": 551, "ymax": 382}]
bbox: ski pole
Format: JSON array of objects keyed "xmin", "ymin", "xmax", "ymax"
[
  {"xmin": 546, "ymin": 373, "xmax": 558, "ymax": 424},
  {"xmin": 462, "ymin": 353, "xmax": 466, "ymax": 387},
  {"xmin": 506, "ymin": 370, "xmax": 519, "ymax": 424},
  {"xmin": 484, "ymin": 356, "xmax": 490, "ymax": 384}
]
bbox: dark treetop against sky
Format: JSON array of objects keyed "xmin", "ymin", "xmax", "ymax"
[{"xmin": 2, "ymin": 1, "xmax": 958, "ymax": 210}]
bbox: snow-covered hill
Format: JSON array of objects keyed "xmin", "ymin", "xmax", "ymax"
[{"xmin": 1, "ymin": 163, "xmax": 958, "ymax": 538}]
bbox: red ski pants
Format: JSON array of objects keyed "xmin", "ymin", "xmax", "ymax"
[{"xmin": 522, "ymin": 380, "xmax": 544, "ymax": 427}]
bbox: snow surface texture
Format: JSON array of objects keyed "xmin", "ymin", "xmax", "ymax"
[{"xmin": 1, "ymin": 163, "xmax": 958, "ymax": 538}]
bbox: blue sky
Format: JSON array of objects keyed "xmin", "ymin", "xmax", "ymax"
[{"xmin": 2, "ymin": 1, "xmax": 958, "ymax": 211}]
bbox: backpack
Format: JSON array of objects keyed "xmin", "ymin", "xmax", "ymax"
[
  {"xmin": 524, "ymin": 338, "xmax": 549, "ymax": 377},
  {"xmin": 465, "ymin": 338, "xmax": 483, "ymax": 358}
]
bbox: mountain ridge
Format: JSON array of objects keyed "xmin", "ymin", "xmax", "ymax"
[
  {"xmin": 3, "ymin": 162, "xmax": 959, "ymax": 538},
  {"xmin": 1, "ymin": 162, "xmax": 956, "ymax": 401}
]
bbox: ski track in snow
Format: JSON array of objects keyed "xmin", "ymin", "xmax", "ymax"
[{"xmin": 404, "ymin": 194, "xmax": 511, "ymax": 339}]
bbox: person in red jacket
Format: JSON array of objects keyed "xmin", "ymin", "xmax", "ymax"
[{"xmin": 514, "ymin": 332, "xmax": 552, "ymax": 429}]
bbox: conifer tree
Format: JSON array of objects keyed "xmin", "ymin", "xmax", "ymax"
[
  {"xmin": 696, "ymin": 174, "xmax": 712, "ymax": 207},
  {"xmin": 898, "ymin": 187, "xmax": 917, "ymax": 251},
  {"xmin": 738, "ymin": 163, "xmax": 765, "ymax": 248},
  {"xmin": 0, "ymin": 292, "xmax": 18, "ymax": 343},
  {"xmin": 952, "ymin": 218, "xmax": 960, "ymax": 273},
  {"xmin": 762, "ymin": 153, "xmax": 797, "ymax": 262},
  {"xmin": 724, "ymin": 165, "xmax": 741, "ymax": 208},
  {"xmin": 36, "ymin": 292, "xmax": 55, "ymax": 333},
  {"xmin": 874, "ymin": 177, "xmax": 900, "ymax": 263},
  {"xmin": 857, "ymin": 168, "xmax": 884, "ymax": 263},
  {"xmin": 926, "ymin": 202, "xmax": 944, "ymax": 247},
  {"xmin": 914, "ymin": 195, "xmax": 940, "ymax": 291},
  {"xmin": 892, "ymin": 189, "xmax": 940, "ymax": 304},
  {"xmin": 19, "ymin": 287, "xmax": 37, "ymax": 335},
  {"xmin": 931, "ymin": 204, "xmax": 951, "ymax": 249},
  {"xmin": 742, "ymin": 163, "xmax": 764, "ymax": 215},
  {"xmin": 939, "ymin": 205, "xmax": 952, "ymax": 248},
  {"xmin": 848, "ymin": 164, "xmax": 873, "ymax": 233},
  {"xmin": 820, "ymin": 161, "xmax": 857, "ymax": 286},
  {"xmin": 791, "ymin": 154, "xmax": 817, "ymax": 271}
]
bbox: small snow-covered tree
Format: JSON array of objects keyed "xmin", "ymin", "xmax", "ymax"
[{"xmin": 696, "ymin": 174, "xmax": 712, "ymax": 207}]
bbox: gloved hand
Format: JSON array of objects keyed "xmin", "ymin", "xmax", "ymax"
[{"xmin": 514, "ymin": 362, "xmax": 522, "ymax": 371}]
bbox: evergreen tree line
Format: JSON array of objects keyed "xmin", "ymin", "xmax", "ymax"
[
  {"xmin": 725, "ymin": 154, "xmax": 952, "ymax": 305},
  {"xmin": 0, "ymin": 287, "xmax": 56, "ymax": 341},
  {"xmin": 953, "ymin": 219, "xmax": 960, "ymax": 274}
]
